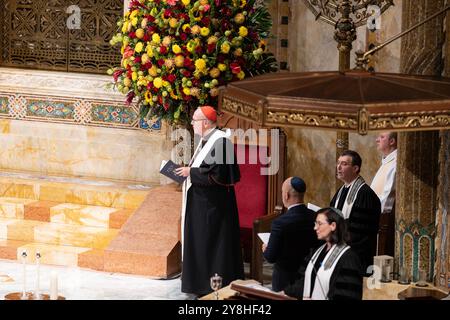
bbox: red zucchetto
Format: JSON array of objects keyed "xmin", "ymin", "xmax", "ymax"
[{"xmin": 199, "ymin": 106, "xmax": 217, "ymax": 122}]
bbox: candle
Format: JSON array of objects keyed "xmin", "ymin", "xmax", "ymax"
[
  {"xmin": 35, "ymin": 251, "xmax": 41, "ymax": 300},
  {"xmin": 50, "ymin": 272, "xmax": 58, "ymax": 300},
  {"xmin": 21, "ymin": 250, "xmax": 27, "ymax": 300}
]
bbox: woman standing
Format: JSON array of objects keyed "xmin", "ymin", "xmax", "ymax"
[{"xmin": 284, "ymin": 207, "xmax": 363, "ymax": 300}]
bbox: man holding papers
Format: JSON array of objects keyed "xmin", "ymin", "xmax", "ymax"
[{"xmin": 262, "ymin": 177, "xmax": 320, "ymax": 292}]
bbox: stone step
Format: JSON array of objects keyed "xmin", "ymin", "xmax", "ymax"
[
  {"xmin": 0, "ymin": 174, "xmax": 150, "ymax": 209},
  {"xmin": 0, "ymin": 197, "xmax": 134, "ymax": 229},
  {"xmin": 0, "ymin": 218, "xmax": 119, "ymax": 249}
]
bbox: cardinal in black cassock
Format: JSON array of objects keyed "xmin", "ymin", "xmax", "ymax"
[{"xmin": 176, "ymin": 106, "xmax": 244, "ymax": 296}]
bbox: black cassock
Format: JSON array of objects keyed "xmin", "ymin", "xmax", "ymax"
[
  {"xmin": 331, "ymin": 184, "xmax": 381, "ymax": 274},
  {"xmin": 181, "ymin": 135, "xmax": 244, "ymax": 295}
]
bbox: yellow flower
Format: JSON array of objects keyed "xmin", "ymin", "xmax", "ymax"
[
  {"xmin": 131, "ymin": 17, "xmax": 138, "ymax": 27},
  {"xmin": 200, "ymin": 27, "xmax": 210, "ymax": 37},
  {"xmin": 187, "ymin": 40, "xmax": 197, "ymax": 53},
  {"xmin": 237, "ymin": 71, "xmax": 245, "ymax": 80},
  {"xmin": 123, "ymin": 77, "xmax": 132, "ymax": 87},
  {"xmin": 141, "ymin": 54, "xmax": 150, "ymax": 64},
  {"xmin": 209, "ymin": 68, "xmax": 220, "ymax": 78},
  {"xmin": 234, "ymin": 13, "xmax": 245, "ymax": 24},
  {"xmin": 145, "ymin": 91, "xmax": 153, "ymax": 103},
  {"xmin": 191, "ymin": 25, "xmax": 201, "ymax": 35},
  {"xmin": 182, "ymin": 0, "xmax": 190, "ymax": 5},
  {"xmin": 136, "ymin": 28, "xmax": 145, "ymax": 39},
  {"xmin": 175, "ymin": 55, "xmax": 185, "ymax": 67},
  {"xmin": 132, "ymin": 72, "xmax": 138, "ymax": 81},
  {"xmin": 207, "ymin": 36, "xmax": 218, "ymax": 45},
  {"xmin": 183, "ymin": 87, "xmax": 191, "ymax": 95},
  {"xmin": 130, "ymin": 10, "xmax": 139, "ymax": 19},
  {"xmin": 218, "ymin": 63, "xmax": 227, "ymax": 71},
  {"xmin": 162, "ymin": 36, "xmax": 172, "ymax": 47},
  {"xmin": 152, "ymin": 33, "xmax": 161, "ymax": 44},
  {"xmin": 172, "ymin": 44, "xmax": 181, "ymax": 54},
  {"xmin": 195, "ymin": 58, "xmax": 207, "ymax": 71},
  {"xmin": 146, "ymin": 44, "xmax": 154, "ymax": 57},
  {"xmin": 239, "ymin": 26, "xmax": 248, "ymax": 37},
  {"xmin": 121, "ymin": 21, "xmax": 129, "ymax": 33},
  {"xmin": 220, "ymin": 42, "xmax": 230, "ymax": 54},
  {"xmin": 149, "ymin": 66, "xmax": 158, "ymax": 77},
  {"xmin": 153, "ymin": 77, "xmax": 163, "ymax": 88},
  {"xmin": 135, "ymin": 42, "xmax": 144, "ymax": 53},
  {"xmin": 169, "ymin": 18, "xmax": 178, "ymax": 28},
  {"xmin": 182, "ymin": 24, "xmax": 190, "ymax": 32}
]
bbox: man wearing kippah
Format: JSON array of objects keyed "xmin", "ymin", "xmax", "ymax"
[
  {"xmin": 175, "ymin": 106, "xmax": 244, "ymax": 296},
  {"xmin": 262, "ymin": 177, "xmax": 321, "ymax": 292}
]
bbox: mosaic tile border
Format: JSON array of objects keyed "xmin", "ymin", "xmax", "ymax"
[
  {"xmin": 397, "ymin": 219, "xmax": 435, "ymax": 282},
  {"xmin": 0, "ymin": 92, "xmax": 162, "ymax": 132}
]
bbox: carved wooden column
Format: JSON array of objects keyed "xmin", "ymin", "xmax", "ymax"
[
  {"xmin": 434, "ymin": 7, "xmax": 450, "ymax": 291},
  {"xmin": 435, "ymin": 131, "xmax": 450, "ymax": 290},
  {"xmin": 396, "ymin": 0, "xmax": 445, "ymax": 282}
]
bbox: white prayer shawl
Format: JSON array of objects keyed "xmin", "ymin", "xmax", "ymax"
[
  {"xmin": 303, "ymin": 244, "xmax": 350, "ymax": 300},
  {"xmin": 181, "ymin": 128, "xmax": 231, "ymax": 259},
  {"xmin": 370, "ymin": 149, "xmax": 397, "ymax": 212},
  {"xmin": 333, "ymin": 176, "xmax": 366, "ymax": 219}
]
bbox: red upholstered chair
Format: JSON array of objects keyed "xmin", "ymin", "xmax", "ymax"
[{"xmin": 234, "ymin": 144, "xmax": 268, "ymax": 269}]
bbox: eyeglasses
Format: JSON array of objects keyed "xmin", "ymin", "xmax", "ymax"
[
  {"xmin": 191, "ymin": 118, "xmax": 207, "ymax": 123},
  {"xmin": 314, "ymin": 221, "xmax": 329, "ymax": 227}
]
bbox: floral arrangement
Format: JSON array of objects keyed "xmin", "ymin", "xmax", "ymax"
[{"xmin": 108, "ymin": 0, "xmax": 277, "ymax": 124}]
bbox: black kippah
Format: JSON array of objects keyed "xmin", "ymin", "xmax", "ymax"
[{"xmin": 291, "ymin": 177, "xmax": 306, "ymax": 193}]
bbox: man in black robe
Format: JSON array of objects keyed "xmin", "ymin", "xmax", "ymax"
[
  {"xmin": 331, "ymin": 150, "xmax": 381, "ymax": 275},
  {"xmin": 176, "ymin": 106, "xmax": 244, "ymax": 296}
]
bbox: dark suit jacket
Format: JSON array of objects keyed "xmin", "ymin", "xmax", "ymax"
[{"xmin": 263, "ymin": 204, "xmax": 321, "ymax": 292}]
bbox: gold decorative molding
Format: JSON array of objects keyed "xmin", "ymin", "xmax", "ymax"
[
  {"xmin": 266, "ymin": 110, "xmax": 357, "ymax": 131},
  {"xmin": 221, "ymin": 96, "xmax": 263, "ymax": 124},
  {"xmin": 369, "ymin": 112, "xmax": 450, "ymax": 131}
]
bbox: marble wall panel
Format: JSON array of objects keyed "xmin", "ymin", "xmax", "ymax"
[{"xmin": 0, "ymin": 120, "xmax": 171, "ymax": 184}]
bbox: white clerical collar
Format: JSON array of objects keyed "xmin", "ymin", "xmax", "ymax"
[
  {"xmin": 287, "ymin": 203, "xmax": 304, "ymax": 210},
  {"xmin": 344, "ymin": 177, "xmax": 359, "ymax": 188},
  {"xmin": 382, "ymin": 149, "xmax": 397, "ymax": 165},
  {"xmin": 201, "ymin": 128, "xmax": 216, "ymax": 141}
]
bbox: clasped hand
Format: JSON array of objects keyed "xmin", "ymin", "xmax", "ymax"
[{"xmin": 175, "ymin": 167, "xmax": 191, "ymax": 177}]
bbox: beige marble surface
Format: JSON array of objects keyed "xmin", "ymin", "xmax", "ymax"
[
  {"xmin": 285, "ymin": 128, "xmax": 336, "ymax": 206},
  {"xmin": 0, "ymin": 119, "xmax": 170, "ymax": 184}
]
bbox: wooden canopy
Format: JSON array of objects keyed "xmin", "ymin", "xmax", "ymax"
[{"xmin": 219, "ymin": 70, "xmax": 450, "ymax": 135}]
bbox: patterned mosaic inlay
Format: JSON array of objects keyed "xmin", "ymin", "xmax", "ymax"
[
  {"xmin": 92, "ymin": 105, "xmax": 137, "ymax": 125},
  {"xmin": 28, "ymin": 100, "xmax": 74, "ymax": 119},
  {"xmin": 0, "ymin": 97, "xmax": 7, "ymax": 114},
  {"xmin": 0, "ymin": 92, "xmax": 161, "ymax": 131}
]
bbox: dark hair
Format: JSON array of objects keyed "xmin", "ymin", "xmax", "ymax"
[
  {"xmin": 341, "ymin": 150, "xmax": 362, "ymax": 174},
  {"xmin": 316, "ymin": 207, "xmax": 350, "ymax": 245},
  {"xmin": 388, "ymin": 132, "xmax": 397, "ymax": 143}
]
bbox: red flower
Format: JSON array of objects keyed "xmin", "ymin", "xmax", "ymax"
[
  {"xmin": 134, "ymin": 56, "xmax": 141, "ymax": 64},
  {"xmin": 195, "ymin": 46, "xmax": 203, "ymax": 55},
  {"xmin": 113, "ymin": 69, "xmax": 124, "ymax": 82},
  {"xmin": 207, "ymin": 43, "xmax": 216, "ymax": 54},
  {"xmin": 180, "ymin": 33, "xmax": 188, "ymax": 41},
  {"xmin": 158, "ymin": 59, "xmax": 165, "ymax": 67},
  {"xmin": 230, "ymin": 62, "xmax": 241, "ymax": 74},
  {"xmin": 164, "ymin": 9, "xmax": 172, "ymax": 18},
  {"xmin": 159, "ymin": 46, "xmax": 168, "ymax": 54},
  {"xmin": 201, "ymin": 17, "xmax": 210, "ymax": 26},
  {"xmin": 167, "ymin": 74, "xmax": 176, "ymax": 83},
  {"xmin": 129, "ymin": 31, "xmax": 136, "ymax": 39},
  {"xmin": 163, "ymin": 102, "xmax": 169, "ymax": 110},
  {"xmin": 145, "ymin": 15, "xmax": 155, "ymax": 22},
  {"xmin": 143, "ymin": 34, "xmax": 150, "ymax": 42},
  {"xmin": 182, "ymin": 70, "xmax": 192, "ymax": 77},
  {"xmin": 143, "ymin": 62, "xmax": 153, "ymax": 69}
]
